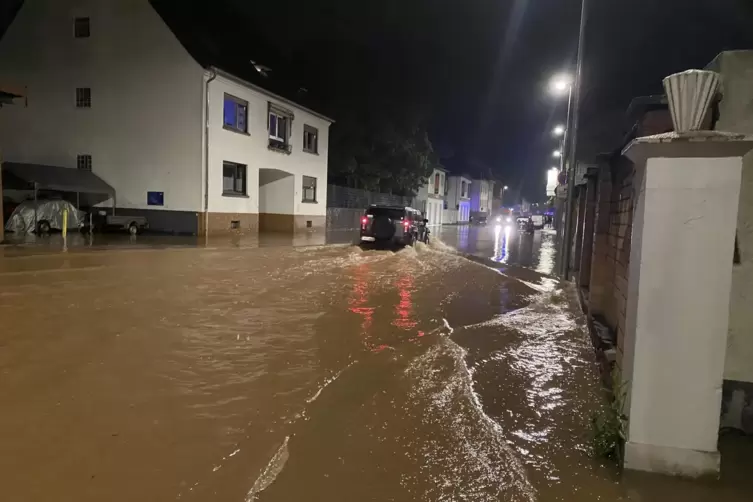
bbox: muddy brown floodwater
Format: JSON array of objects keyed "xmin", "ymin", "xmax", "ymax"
[{"xmin": 1, "ymin": 239, "xmax": 752, "ymax": 501}]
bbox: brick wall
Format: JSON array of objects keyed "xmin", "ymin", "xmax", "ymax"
[
  {"xmin": 586, "ymin": 155, "xmax": 634, "ymax": 368},
  {"xmin": 606, "ymin": 159, "xmax": 634, "ymax": 361}
]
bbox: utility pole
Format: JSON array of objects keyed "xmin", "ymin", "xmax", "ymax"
[{"xmin": 559, "ymin": 0, "xmax": 588, "ymax": 279}]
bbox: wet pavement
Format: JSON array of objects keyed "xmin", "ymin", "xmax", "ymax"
[{"xmin": 1, "ymin": 226, "xmax": 752, "ymax": 501}]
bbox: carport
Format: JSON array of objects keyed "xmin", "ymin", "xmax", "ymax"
[{"xmin": 2, "ymin": 161, "xmax": 115, "ymax": 211}]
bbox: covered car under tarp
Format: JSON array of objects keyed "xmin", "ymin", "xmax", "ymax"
[{"xmin": 5, "ymin": 199, "xmax": 84, "ymax": 234}]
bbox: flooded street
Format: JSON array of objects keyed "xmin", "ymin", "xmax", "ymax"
[{"xmin": 1, "ymin": 228, "xmax": 751, "ymax": 501}]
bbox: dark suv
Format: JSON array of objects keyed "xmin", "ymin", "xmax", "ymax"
[{"xmin": 360, "ymin": 205, "xmax": 424, "ymax": 246}]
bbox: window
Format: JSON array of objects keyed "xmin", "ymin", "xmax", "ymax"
[
  {"xmin": 76, "ymin": 87, "xmax": 91, "ymax": 108},
  {"xmin": 434, "ymin": 173, "xmax": 440, "ymax": 195},
  {"xmin": 269, "ymin": 112, "xmax": 288, "ymax": 142},
  {"xmin": 77, "ymin": 154, "xmax": 92, "ymax": 171},
  {"xmin": 303, "ymin": 124, "xmax": 318, "ymax": 154},
  {"xmin": 74, "ymin": 17, "xmax": 90, "ymax": 38},
  {"xmin": 461, "ymin": 180, "xmax": 467, "ymax": 197},
  {"xmin": 302, "ymin": 176, "xmax": 317, "ymax": 203},
  {"xmin": 223, "ymin": 94, "xmax": 248, "ymax": 133},
  {"xmin": 222, "ymin": 161, "xmax": 247, "ymax": 196},
  {"xmin": 268, "ymin": 104, "xmax": 293, "ymax": 152}
]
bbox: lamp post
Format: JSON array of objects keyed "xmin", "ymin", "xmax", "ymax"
[
  {"xmin": 559, "ymin": 0, "xmax": 588, "ymax": 279},
  {"xmin": 501, "ymin": 185, "xmax": 509, "ymax": 207},
  {"xmin": 548, "ymin": 0, "xmax": 588, "ymax": 278}
]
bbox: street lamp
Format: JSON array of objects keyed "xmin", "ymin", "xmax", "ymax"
[
  {"xmin": 549, "ymin": 74, "xmax": 573, "ymax": 96},
  {"xmin": 501, "ymin": 185, "xmax": 509, "ymax": 207},
  {"xmin": 553, "ymin": 125, "xmax": 565, "ymax": 137},
  {"xmin": 552, "ymin": 150, "xmax": 562, "ymax": 158}
]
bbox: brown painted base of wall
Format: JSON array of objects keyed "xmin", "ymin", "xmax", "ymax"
[
  {"xmin": 198, "ymin": 212, "xmax": 259, "ymax": 235},
  {"xmin": 198, "ymin": 213, "xmax": 324, "ymax": 235},
  {"xmin": 259, "ymin": 213, "xmax": 325, "ymax": 233}
]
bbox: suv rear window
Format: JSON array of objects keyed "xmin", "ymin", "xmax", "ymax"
[{"xmin": 366, "ymin": 207, "xmax": 405, "ymax": 220}]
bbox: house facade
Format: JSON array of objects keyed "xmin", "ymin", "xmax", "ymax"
[
  {"xmin": 443, "ymin": 175, "xmax": 471, "ymax": 224},
  {"xmin": 415, "ymin": 167, "xmax": 447, "ymax": 226},
  {"xmin": 469, "ymin": 178, "xmax": 493, "ymax": 218},
  {"xmin": 0, "ymin": 0, "xmax": 332, "ymax": 235}
]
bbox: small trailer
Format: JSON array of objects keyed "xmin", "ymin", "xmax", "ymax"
[{"xmin": 92, "ymin": 211, "xmax": 149, "ymax": 235}]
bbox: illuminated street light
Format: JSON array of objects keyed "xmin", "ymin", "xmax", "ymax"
[
  {"xmin": 553, "ymin": 150, "xmax": 562, "ymax": 158},
  {"xmin": 549, "ymin": 74, "xmax": 573, "ymax": 96},
  {"xmin": 553, "ymin": 125, "xmax": 565, "ymax": 136},
  {"xmin": 503, "ymin": 185, "xmax": 508, "ymax": 190}
]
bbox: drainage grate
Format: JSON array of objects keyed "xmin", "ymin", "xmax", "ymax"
[{"xmin": 230, "ymin": 220, "xmax": 240, "ymax": 230}]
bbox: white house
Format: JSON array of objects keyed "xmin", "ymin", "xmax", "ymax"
[
  {"xmin": 0, "ymin": 0, "xmax": 333, "ymax": 235},
  {"xmin": 415, "ymin": 167, "xmax": 447, "ymax": 226},
  {"xmin": 443, "ymin": 174, "xmax": 471, "ymax": 224},
  {"xmin": 469, "ymin": 178, "xmax": 493, "ymax": 219}
]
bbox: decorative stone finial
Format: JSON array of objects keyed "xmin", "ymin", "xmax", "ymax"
[{"xmin": 663, "ymin": 70, "xmax": 720, "ymax": 133}]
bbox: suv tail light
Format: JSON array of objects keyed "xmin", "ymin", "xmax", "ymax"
[
  {"xmin": 361, "ymin": 217, "xmax": 368, "ymax": 227},
  {"xmin": 403, "ymin": 220, "xmax": 410, "ymax": 229}
]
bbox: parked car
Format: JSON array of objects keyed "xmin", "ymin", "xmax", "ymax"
[
  {"xmin": 4, "ymin": 199, "xmax": 84, "ymax": 235},
  {"xmin": 531, "ymin": 214, "xmax": 545, "ymax": 229},
  {"xmin": 359, "ymin": 205, "xmax": 424, "ymax": 247}
]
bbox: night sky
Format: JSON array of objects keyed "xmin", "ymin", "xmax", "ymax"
[{"xmin": 3, "ymin": 0, "xmax": 753, "ymax": 200}]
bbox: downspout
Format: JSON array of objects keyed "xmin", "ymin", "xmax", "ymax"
[{"xmin": 204, "ymin": 69, "xmax": 217, "ymax": 239}]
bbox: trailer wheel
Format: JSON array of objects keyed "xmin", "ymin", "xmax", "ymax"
[{"xmin": 128, "ymin": 223, "xmax": 139, "ymax": 236}]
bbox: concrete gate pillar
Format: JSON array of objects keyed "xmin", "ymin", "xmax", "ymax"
[{"xmin": 621, "ymin": 132, "xmax": 753, "ymax": 477}]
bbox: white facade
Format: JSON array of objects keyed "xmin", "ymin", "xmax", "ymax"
[
  {"xmin": 444, "ymin": 175, "xmax": 471, "ymax": 224},
  {"xmin": 470, "ymin": 179, "xmax": 493, "ymax": 216},
  {"xmin": 415, "ymin": 167, "xmax": 446, "ymax": 226},
  {"xmin": 0, "ymin": 0, "xmax": 331, "ymax": 234},
  {"xmin": 206, "ymin": 73, "xmax": 330, "ymax": 230}
]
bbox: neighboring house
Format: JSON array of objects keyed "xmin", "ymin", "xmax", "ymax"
[
  {"xmin": 415, "ymin": 167, "xmax": 447, "ymax": 226},
  {"xmin": 469, "ymin": 178, "xmax": 493, "ymax": 218},
  {"xmin": 0, "ymin": 0, "xmax": 333, "ymax": 235},
  {"xmin": 444, "ymin": 174, "xmax": 471, "ymax": 224}
]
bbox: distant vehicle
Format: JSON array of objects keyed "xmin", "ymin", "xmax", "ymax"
[
  {"xmin": 531, "ymin": 214, "xmax": 544, "ymax": 229},
  {"xmin": 471, "ymin": 214, "xmax": 488, "ymax": 226},
  {"xmin": 494, "ymin": 215, "xmax": 514, "ymax": 225},
  {"xmin": 359, "ymin": 205, "xmax": 424, "ymax": 247},
  {"xmin": 91, "ymin": 211, "xmax": 149, "ymax": 235},
  {"xmin": 4, "ymin": 199, "xmax": 84, "ymax": 234}
]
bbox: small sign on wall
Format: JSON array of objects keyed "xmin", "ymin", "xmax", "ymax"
[{"xmin": 147, "ymin": 191, "xmax": 164, "ymax": 206}]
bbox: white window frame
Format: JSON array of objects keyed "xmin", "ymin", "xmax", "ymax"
[
  {"xmin": 303, "ymin": 124, "xmax": 318, "ymax": 154},
  {"xmin": 268, "ymin": 110, "xmax": 290, "ymax": 143},
  {"xmin": 302, "ymin": 175, "xmax": 317, "ymax": 203}
]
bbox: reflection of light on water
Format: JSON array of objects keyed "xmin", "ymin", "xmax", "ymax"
[
  {"xmin": 458, "ymin": 225, "xmax": 469, "ymax": 250},
  {"xmin": 393, "ymin": 275, "xmax": 417, "ymax": 329},
  {"xmin": 492, "ymin": 225, "xmax": 512, "ymax": 263},
  {"xmin": 535, "ymin": 230, "xmax": 556, "ymax": 275},
  {"xmin": 348, "ymin": 264, "xmax": 375, "ymax": 347}
]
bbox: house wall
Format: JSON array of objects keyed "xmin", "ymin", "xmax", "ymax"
[
  {"xmin": 706, "ymin": 51, "xmax": 753, "ymax": 385},
  {"xmin": 470, "ymin": 179, "xmax": 492, "ymax": 214},
  {"xmin": 0, "ymin": 0, "xmax": 205, "ymax": 232},
  {"xmin": 444, "ymin": 175, "xmax": 471, "ymax": 224},
  {"xmin": 205, "ymin": 74, "xmax": 331, "ymax": 233},
  {"xmin": 415, "ymin": 168, "xmax": 445, "ymax": 226}
]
